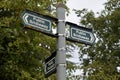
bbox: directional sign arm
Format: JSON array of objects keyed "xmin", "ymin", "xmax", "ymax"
[{"xmin": 66, "ymin": 21, "xmax": 96, "ymax": 45}]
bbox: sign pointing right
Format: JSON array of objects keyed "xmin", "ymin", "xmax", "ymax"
[{"xmin": 66, "ymin": 22, "xmax": 96, "ymax": 45}]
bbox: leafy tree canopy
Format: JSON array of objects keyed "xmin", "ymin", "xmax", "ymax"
[
  {"xmin": 74, "ymin": 0, "xmax": 120, "ymax": 80},
  {"xmin": 0, "ymin": 0, "xmax": 73, "ymax": 80}
]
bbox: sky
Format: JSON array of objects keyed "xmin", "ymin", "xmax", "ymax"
[{"xmin": 66, "ymin": 0, "xmax": 107, "ymax": 24}]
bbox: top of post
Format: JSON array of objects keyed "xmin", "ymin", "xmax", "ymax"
[{"xmin": 56, "ymin": 2, "xmax": 66, "ymax": 8}]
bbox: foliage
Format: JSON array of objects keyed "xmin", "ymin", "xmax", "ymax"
[
  {"xmin": 74, "ymin": 0, "xmax": 120, "ymax": 80},
  {"xmin": 0, "ymin": 0, "xmax": 73, "ymax": 80}
]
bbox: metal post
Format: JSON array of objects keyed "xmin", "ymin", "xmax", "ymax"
[{"xmin": 56, "ymin": 2, "xmax": 66, "ymax": 80}]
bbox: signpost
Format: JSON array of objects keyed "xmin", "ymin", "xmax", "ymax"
[
  {"xmin": 66, "ymin": 22, "xmax": 96, "ymax": 45},
  {"xmin": 21, "ymin": 10, "xmax": 52, "ymax": 33},
  {"xmin": 21, "ymin": 3, "xmax": 96, "ymax": 80},
  {"xmin": 44, "ymin": 51, "xmax": 56, "ymax": 78},
  {"xmin": 56, "ymin": 3, "xmax": 66, "ymax": 80}
]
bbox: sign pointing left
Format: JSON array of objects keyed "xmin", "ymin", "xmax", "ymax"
[{"xmin": 21, "ymin": 10, "xmax": 52, "ymax": 33}]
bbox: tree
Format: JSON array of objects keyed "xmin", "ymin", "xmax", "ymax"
[
  {"xmin": 74, "ymin": 0, "xmax": 120, "ymax": 79},
  {"xmin": 0, "ymin": 0, "xmax": 72, "ymax": 80}
]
